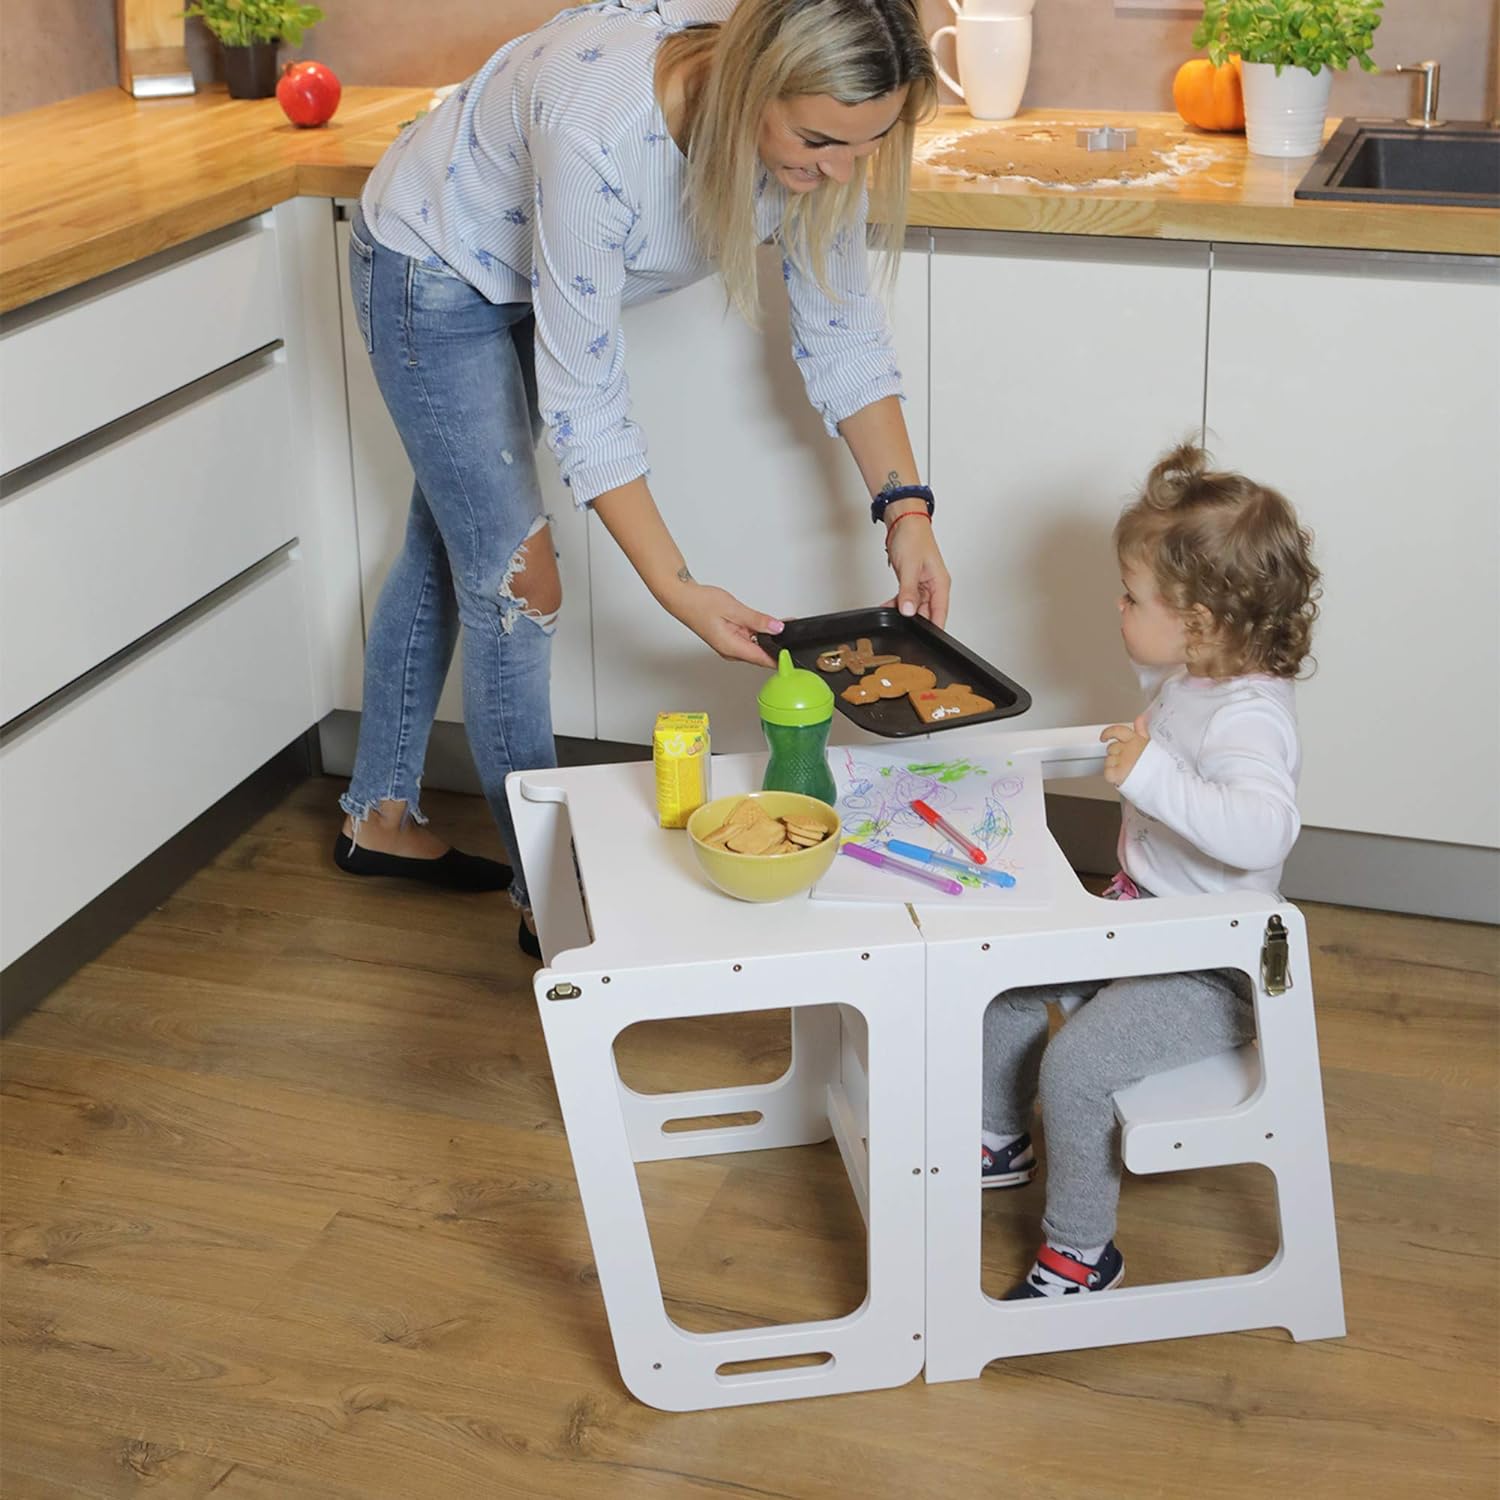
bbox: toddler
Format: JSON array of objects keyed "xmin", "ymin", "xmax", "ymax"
[{"xmin": 981, "ymin": 442, "xmax": 1321, "ymax": 1298}]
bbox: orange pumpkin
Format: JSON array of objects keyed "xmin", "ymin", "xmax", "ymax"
[{"xmin": 1172, "ymin": 56, "xmax": 1245, "ymax": 133}]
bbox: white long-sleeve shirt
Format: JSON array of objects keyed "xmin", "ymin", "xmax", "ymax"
[
  {"xmin": 360, "ymin": 0, "xmax": 904, "ymax": 505},
  {"xmin": 1117, "ymin": 665, "xmax": 1302, "ymax": 898}
]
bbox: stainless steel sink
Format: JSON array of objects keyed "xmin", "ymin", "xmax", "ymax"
[{"xmin": 1296, "ymin": 119, "xmax": 1500, "ymax": 208}]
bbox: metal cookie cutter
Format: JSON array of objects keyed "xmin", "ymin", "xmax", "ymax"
[{"xmin": 1076, "ymin": 126, "xmax": 1139, "ymax": 152}]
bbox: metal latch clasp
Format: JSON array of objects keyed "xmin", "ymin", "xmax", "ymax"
[
  {"xmin": 545, "ymin": 982, "xmax": 582, "ymax": 1002},
  {"xmin": 1261, "ymin": 915, "xmax": 1292, "ymax": 996}
]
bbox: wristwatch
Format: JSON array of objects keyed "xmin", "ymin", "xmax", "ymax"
[{"xmin": 870, "ymin": 483, "xmax": 935, "ymax": 525}]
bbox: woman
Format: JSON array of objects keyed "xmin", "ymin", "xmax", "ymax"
[{"xmin": 337, "ymin": 0, "xmax": 951, "ymax": 955}]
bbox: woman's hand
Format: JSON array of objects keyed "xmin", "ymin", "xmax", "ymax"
[
  {"xmin": 884, "ymin": 513, "xmax": 952, "ymax": 628},
  {"xmin": 668, "ymin": 581, "xmax": 784, "ymax": 667},
  {"xmin": 590, "ymin": 479, "xmax": 782, "ymax": 666}
]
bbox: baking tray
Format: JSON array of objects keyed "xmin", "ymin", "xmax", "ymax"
[{"xmin": 758, "ymin": 607, "xmax": 1031, "ymax": 739}]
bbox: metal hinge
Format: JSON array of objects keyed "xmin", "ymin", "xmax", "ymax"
[
  {"xmin": 545, "ymin": 982, "xmax": 582, "ymax": 1002},
  {"xmin": 1261, "ymin": 916, "xmax": 1292, "ymax": 996}
]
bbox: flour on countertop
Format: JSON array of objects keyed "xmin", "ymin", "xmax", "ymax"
[{"xmin": 917, "ymin": 123, "xmax": 1226, "ymax": 191}]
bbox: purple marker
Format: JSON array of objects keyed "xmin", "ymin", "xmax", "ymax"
[{"xmin": 840, "ymin": 840, "xmax": 964, "ymax": 896}]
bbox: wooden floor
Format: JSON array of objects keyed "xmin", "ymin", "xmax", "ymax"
[{"xmin": 2, "ymin": 778, "xmax": 1496, "ymax": 1498}]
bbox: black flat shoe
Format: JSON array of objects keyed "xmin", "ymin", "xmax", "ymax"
[
  {"xmin": 333, "ymin": 834, "xmax": 512, "ymax": 893},
  {"xmin": 518, "ymin": 916, "xmax": 542, "ymax": 960}
]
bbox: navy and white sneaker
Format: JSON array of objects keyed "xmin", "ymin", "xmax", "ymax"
[
  {"xmin": 980, "ymin": 1133, "xmax": 1037, "ymax": 1189},
  {"xmin": 1004, "ymin": 1240, "xmax": 1125, "ymax": 1299}
]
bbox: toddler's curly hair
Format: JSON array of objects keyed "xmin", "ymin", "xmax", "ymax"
[{"xmin": 1116, "ymin": 443, "xmax": 1321, "ymax": 679}]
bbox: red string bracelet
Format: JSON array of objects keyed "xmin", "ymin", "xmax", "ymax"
[{"xmin": 885, "ymin": 509, "xmax": 932, "ymax": 560}]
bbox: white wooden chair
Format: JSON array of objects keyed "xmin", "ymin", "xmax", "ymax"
[
  {"xmin": 918, "ymin": 725, "xmax": 1346, "ymax": 1379},
  {"xmin": 509, "ymin": 754, "xmax": 928, "ymax": 1411}
]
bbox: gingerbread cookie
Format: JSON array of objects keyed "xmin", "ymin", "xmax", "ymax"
[
  {"xmin": 817, "ymin": 637, "xmax": 901, "ymax": 676},
  {"xmin": 909, "ymin": 684, "xmax": 996, "ymax": 723},
  {"xmin": 869, "ymin": 664, "xmax": 937, "ymax": 698},
  {"xmin": 843, "ymin": 664, "xmax": 936, "ymax": 704}
]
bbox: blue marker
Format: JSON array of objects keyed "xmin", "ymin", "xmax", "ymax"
[{"xmin": 883, "ymin": 839, "xmax": 1016, "ymax": 888}]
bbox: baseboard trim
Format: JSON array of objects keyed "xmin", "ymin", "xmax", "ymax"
[
  {"xmin": 1, "ymin": 734, "xmax": 318, "ymax": 1032},
  {"xmin": 316, "ymin": 710, "xmax": 649, "ymax": 789}
]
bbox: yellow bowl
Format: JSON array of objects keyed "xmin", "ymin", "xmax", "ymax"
[{"xmin": 686, "ymin": 791, "xmax": 842, "ymax": 903}]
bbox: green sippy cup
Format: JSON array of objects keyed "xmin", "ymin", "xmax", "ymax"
[{"xmin": 758, "ymin": 649, "xmax": 838, "ymax": 806}]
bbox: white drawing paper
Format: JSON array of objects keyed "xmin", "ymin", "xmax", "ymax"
[{"xmin": 811, "ymin": 742, "xmax": 1053, "ymax": 908}]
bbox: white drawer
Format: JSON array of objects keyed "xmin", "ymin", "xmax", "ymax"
[
  {"xmin": 0, "ymin": 551, "xmax": 315, "ymax": 968},
  {"xmin": 0, "ymin": 218, "xmax": 282, "ymax": 474},
  {"xmin": 0, "ymin": 353, "xmax": 296, "ymax": 722}
]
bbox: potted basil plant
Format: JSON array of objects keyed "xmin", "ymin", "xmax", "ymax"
[
  {"xmin": 183, "ymin": 0, "xmax": 326, "ymax": 100},
  {"xmin": 1194, "ymin": 0, "xmax": 1382, "ymax": 157}
]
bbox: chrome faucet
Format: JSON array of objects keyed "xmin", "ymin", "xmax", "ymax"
[{"xmin": 1391, "ymin": 60, "xmax": 1445, "ymax": 128}]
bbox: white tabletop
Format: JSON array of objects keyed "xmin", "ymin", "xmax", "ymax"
[
  {"xmin": 901, "ymin": 724, "xmax": 1281, "ymax": 943},
  {"xmin": 512, "ymin": 752, "xmax": 921, "ymax": 974},
  {"xmin": 514, "ymin": 726, "xmax": 1279, "ymax": 974}
]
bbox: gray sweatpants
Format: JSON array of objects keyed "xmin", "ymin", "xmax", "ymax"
[{"xmin": 982, "ymin": 969, "xmax": 1255, "ymax": 1248}]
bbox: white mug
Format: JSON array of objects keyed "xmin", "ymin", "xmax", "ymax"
[
  {"xmin": 929, "ymin": 15, "xmax": 1033, "ymax": 121},
  {"xmin": 945, "ymin": 0, "xmax": 1035, "ymax": 15}
]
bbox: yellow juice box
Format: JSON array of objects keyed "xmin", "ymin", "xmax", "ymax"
[{"xmin": 654, "ymin": 712, "xmax": 711, "ymax": 829}]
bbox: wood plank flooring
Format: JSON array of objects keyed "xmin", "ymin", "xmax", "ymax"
[{"xmin": 3, "ymin": 778, "xmax": 1496, "ymax": 1498}]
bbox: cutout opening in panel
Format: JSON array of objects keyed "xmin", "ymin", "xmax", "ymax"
[
  {"xmin": 617, "ymin": 1004, "xmax": 869, "ymax": 1336},
  {"xmin": 716, "ymin": 1351, "xmax": 834, "ymax": 1380},
  {"xmin": 979, "ymin": 968, "xmax": 1273, "ymax": 1297},
  {"xmin": 615, "ymin": 1008, "xmax": 792, "ymax": 1094},
  {"xmin": 662, "ymin": 1111, "xmax": 764, "ymax": 1135}
]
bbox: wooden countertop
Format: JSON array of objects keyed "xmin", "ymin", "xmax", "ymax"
[
  {"xmin": 911, "ymin": 108, "xmax": 1499, "ymax": 254},
  {"xmin": 2, "ymin": 88, "xmax": 1495, "ymax": 314},
  {"xmin": 0, "ymin": 85, "xmax": 431, "ymax": 314}
]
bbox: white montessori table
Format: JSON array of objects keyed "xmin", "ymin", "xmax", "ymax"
[{"xmin": 506, "ymin": 729, "xmax": 1343, "ymax": 1411}]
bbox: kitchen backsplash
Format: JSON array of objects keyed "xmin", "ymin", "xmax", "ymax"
[{"xmin": 5, "ymin": 0, "xmax": 1497, "ymax": 125}]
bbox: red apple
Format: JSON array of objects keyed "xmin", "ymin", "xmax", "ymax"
[{"xmin": 277, "ymin": 61, "xmax": 341, "ymax": 128}]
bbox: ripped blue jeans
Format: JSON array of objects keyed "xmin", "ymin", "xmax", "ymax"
[{"xmin": 342, "ymin": 207, "xmax": 557, "ymax": 908}]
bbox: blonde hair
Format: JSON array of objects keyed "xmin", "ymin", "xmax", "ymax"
[
  {"xmin": 658, "ymin": 0, "xmax": 936, "ymax": 323},
  {"xmin": 1116, "ymin": 443, "xmax": 1322, "ymax": 679}
]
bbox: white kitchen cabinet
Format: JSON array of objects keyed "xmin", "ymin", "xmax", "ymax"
[
  {"xmin": 0, "ymin": 217, "xmax": 282, "ymax": 473},
  {"xmin": 0, "ymin": 353, "xmax": 295, "ymax": 722},
  {"xmin": 1205, "ymin": 244, "xmax": 1500, "ymax": 849},
  {"xmin": 928, "ymin": 230, "xmax": 1211, "ymax": 734},
  {"xmin": 587, "ymin": 238, "xmax": 931, "ymax": 750},
  {"xmin": 0, "ymin": 550, "xmax": 315, "ymax": 968},
  {"xmin": 0, "ymin": 211, "xmax": 329, "ymax": 970},
  {"xmin": 333, "ymin": 213, "xmax": 595, "ymax": 739}
]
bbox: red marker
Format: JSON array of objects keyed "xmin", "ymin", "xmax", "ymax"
[{"xmin": 911, "ymin": 799, "xmax": 987, "ymax": 865}]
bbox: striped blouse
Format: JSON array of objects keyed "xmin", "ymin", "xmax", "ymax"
[{"xmin": 361, "ymin": 0, "xmax": 904, "ymax": 505}]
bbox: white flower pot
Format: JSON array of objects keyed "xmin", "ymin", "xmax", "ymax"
[{"xmin": 1241, "ymin": 61, "xmax": 1333, "ymax": 158}]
